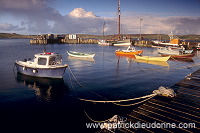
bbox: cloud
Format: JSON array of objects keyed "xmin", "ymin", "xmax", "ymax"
[
  {"xmin": 121, "ymin": 13, "xmax": 200, "ymax": 35},
  {"xmin": 0, "ymin": 0, "xmax": 116, "ymax": 34},
  {"xmin": 68, "ymin": 8, "xmax": 97, "ymax": 18},
  {"xmin": 164, "ymin": 16, "xmax": 200, "ymax": 34},
  {"xmin": 0, "ymin": 0, "xmax": 49, "ymax": 10},
  {"xmin": 0, "ymin": 0, "xmax": 200, "ymax": 35},
  {"xmin": 0, "ymin": 23, "xmax": 25, "ymax": 31},
  {"xmin": 51, "ymin": 8, "xmax": 117, "ymax": 34},
  {"xmin": 0, "ymin": 0, "xmax": 62, "ymax": 34}
]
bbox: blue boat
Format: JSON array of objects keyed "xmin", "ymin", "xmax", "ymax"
[{"xmin": 15, "ymin": 52, "xmax": 68, "ymax": 78}]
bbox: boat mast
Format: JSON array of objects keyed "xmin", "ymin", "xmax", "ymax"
[
  {"xmin": 118, "ymin": 0, "xmax": 121, "ymax": 40},
  {"xmin": 103, "ymin": 22, "xmax": 105, "ymax": 37}
]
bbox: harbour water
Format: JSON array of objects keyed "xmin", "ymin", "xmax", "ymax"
[{"xmin": 0, "ymin": 39, "xmax": 200, "ymax": 132}]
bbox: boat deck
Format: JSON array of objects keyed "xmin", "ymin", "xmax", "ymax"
[{"xmin": 97, "ymin": 69, "xmax": 200, "ymax": 133}]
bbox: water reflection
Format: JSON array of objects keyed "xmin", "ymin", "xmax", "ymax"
[
  {"xmin": 16, "ymin": 73, "xmax": 69, "ymax": 102},
  {"xmin": 116, "ymin": 55, "xmax": 135, "ymax": 63}
]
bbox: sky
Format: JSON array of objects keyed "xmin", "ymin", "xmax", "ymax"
[{"xmin": 0, "ymin": 0, "xmax": 200, "ymax": 35}]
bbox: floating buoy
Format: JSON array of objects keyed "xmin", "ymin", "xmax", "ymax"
[{"xmin": 33, "ymin": 69, "xmax": 38, "ymax": 73}]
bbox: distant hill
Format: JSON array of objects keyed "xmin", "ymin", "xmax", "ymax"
[
  {"xmin": 78, "ymin": 34, "xmax": 200, "ymax": 41},
  {"xmin": 0, "ymin": 33, "xmax": 36, "ymax": 38},
  {"xmin": 0, "ymin": 33, "xmax": 200, "ymax": 41}
]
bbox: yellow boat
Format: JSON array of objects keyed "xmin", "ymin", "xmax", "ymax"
[
  {"xmin": 135, "ymin": 55, "xmax": 170, "ymax": 62},
  {"xmin": 134, "ymin": 59, "xmax": 169, "ymax": 67}
]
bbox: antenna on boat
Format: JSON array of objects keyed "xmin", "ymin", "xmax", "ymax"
[
  {"xmin": 43, "ymin": 44, "xmax": 46, "ymax": 53},
  {"xmin": 168, "ymin": 31, "xmax": 179, "ymax": 40},
  {"xmin": 101, "ymin": 21, "xmax": 105, "ymax": 39}
]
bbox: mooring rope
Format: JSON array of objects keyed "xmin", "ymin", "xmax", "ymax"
[
  {"xmin": 68, "ymin": 67, "xmax": 75, "ymax": 90},
  {"xmin": 79, "ymin": 86, "xmax": 176, "ymax": 107},
  {"xmin": 79, "ymin": 93, "xmax": 157, "ymax": 103},
  {"xmin": 83, "ymin": 109, "xmax": 112, "ymax": 123},
  {"xmin": 68, "ymin": 65, "xmax": 115, "ymax": 123},
  {"xmin": 68, "ymin": 66, "xmax": 84, "ymax": 87},
  {"xmin": 112, "ymin": 95, "xmax": 156, "ymax": 107},
  {"xmin": 68, "ymin": 65, "xmax": 108, "ymax": 100},
  {"xmin": 13, "ymin": 63, "xmax": 16, "ymax": 72}
]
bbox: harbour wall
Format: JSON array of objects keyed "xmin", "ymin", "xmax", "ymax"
[
  {"xmin": 30, "ymin": 38, "xmax": 198, "ymax": 50},
  {"xmin": 30, "ymin": 38, "xmax": 98, "ymax": 44}
]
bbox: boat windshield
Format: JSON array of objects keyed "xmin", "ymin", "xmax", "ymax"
[
  {"xmin": 38, "ymin": 57, "xmax": 47, "ymax": 65},
  {"xmin": 127, "ymin": 46, "xmax": 135, "ymax": 51},
  {"xmin": 49, "ymin": 56, "xmax": 62, "ymax": 65}
]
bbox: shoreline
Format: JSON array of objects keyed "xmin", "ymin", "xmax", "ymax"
[{"xmin": 1, "ymin": 33, "xmax": 200, "ymax": 41}]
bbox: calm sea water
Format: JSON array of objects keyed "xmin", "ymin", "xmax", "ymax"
[{"xmin": 0, "ymin": 39, "xmax": 200, "ymax": 132}]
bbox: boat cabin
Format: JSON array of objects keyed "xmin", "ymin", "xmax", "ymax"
[
  {"xmin": 19, "ymin": 52, "xmax": 63, "ymax": 68},
  {"xmin": 121, "ymin": 46, "xmax": 135, "ymax": 52},
  {"xmin": 127, "ymin": 46, "xmax": 135, "ymax": 51},
  {"xmin": 32, "ymin": 52, "xmax": 62, "ymax": 67},
  {"xmin": 18, "ymin": 52, "xmax": 63, "ymax": 68}
]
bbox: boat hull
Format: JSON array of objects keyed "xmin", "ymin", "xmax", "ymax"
[
  {"xmin": 67, "ymin": 51, "xmax": 95, "ymax": 58},
  {"xmin": 115, "ymin": 50, "xmax": 143, "ymax": 55},
  {"xmin": 134, "ymin": 59, "xmax": 169, "ymax": 67},
  {"xmin": 113, "ymin": 42, "xmax": 131, "ymax": 46},
  {"xmin": 98, "ymin": 40, "xmax": 111, "ymax": 46},
  {"xmin": 135, "ymin": 55, "xmax": 170, "ymax": 62},
  {"xmin": 113, "ymin": 39, "xmax": 132, "ymax": 46},
  {"xmin": 157, "ymin": 48, "xmax": 180, "ymax": 55},
  {"xmin": 161, "ymin": 53, "xmax": 195, "ymax": 59},
  {"xmin": 15, "ymin": 62, "xmax": 68, "ymax": 78},
  {"xmin": 152, "ymin": 42, "xmax": 179, "ymax": 47},
  {"xmin": 98, "ymin": 43, "xmax": 111, "ymax": 46}
]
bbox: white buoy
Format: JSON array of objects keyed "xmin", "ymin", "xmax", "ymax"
[
  {"xmin": 33, "ymin": 69, "xmax": 37, "ymax": 73},
  {"xmin": 23, "ymin": 66, "xmax": 27, "ymax": 70}
]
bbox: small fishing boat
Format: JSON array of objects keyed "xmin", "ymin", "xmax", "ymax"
[
  {"xmin": 115, "ymin": 46, "xmax": 143, "ymax": 55},
  {"xmin": 15, "ymin": 52, "xmax": 68, "ymax": 78},
  {"xmin": 67, "ymin": 51, "xmax": 95, "ymax": 58},
  {"xmin": 98, "ymin": 39, "xmax": 111, "ymax": 46},
  {"xmin": 161, "ymin": 53, "xmax": 195, "ymax": 59},
  {"xmin": 157, "ymin": 46, "xmax": 193, "ymax": 55},
  {"xmin": 135, "ymin": 55, "xmax": 170, "ymax": 62},
  {"xmin": 113, "ymin": 39, "xmax": 132, "ymax": 46},
  {"xmin": 152, "ymin": 32, "xmax": 181, "ymax": 47},
  {"xmin": 98, "ymin": 22, "xmax": 112, "ymax": 46},
  {"xmin": 158, "ymin": 46, "xmax": 195, "ymax": 59}
]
